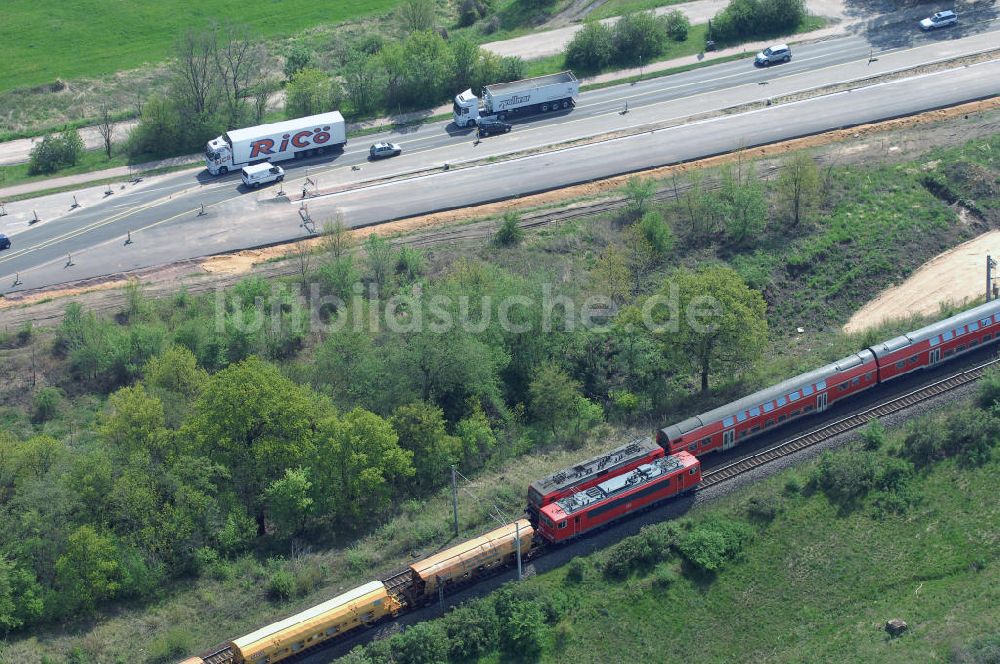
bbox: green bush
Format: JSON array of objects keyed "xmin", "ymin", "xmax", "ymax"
[
  {"xmin": 444, "ymin": 602, "xmax": 499, "ymax": 660},
  {"xmin": 637, "ymin": 210, "xmax": 675, "ymax": 258},
  {"xmin": 810, "ymin": 449, "xmax": 879, "ymax": 507},
  {"xmin": 495, "ymin": 596, "xmax": 546, "ymax": 656},
  {"xmin": 267, "ymin": 567, "xmax": 295, "ymax": 600},
  {"xmin": 977, "ymin": 368, "xmax": 1000, "ymax": 411},
  {"xmin": 603, "ymin": 523, "xmax": 676, "ymax": 578},
  {"xmin": 860, "ymin": 418, "xmax": 887, "ymax": 451},
  {"xmin": 395, "ymin": 621, "xmax": 449, "ymax": 664},
  {"xmin": 651, "ymin": 562, "xmax": 679, "ymax": 589},
  {"xmin": 395, "ymin": 246, "xmax": 426, "ymax": 282},
  {"xmin": 677, "ymin": 516, "xmax": 753, "ymax": 573},
  {"xmin": 710, "ymin": 0, "xmax": 806, "ymax": 44},
  {"xmin": 743, "ymin": 494, "xmax": 781, "ymax": 522},
  {"xmin": 494, "ymin": 211, "xmax": 524, "ymax": 247},
  {"xmin": 145, "ymin": 627, "xmax": 194, "ymax": 664},
  {"xmin": 613, "ymin": 11, "xmax": 667, "ymax": 65},
  {"xmin": 565, "ymin": 557, "xmax": 587, "ymax": 584},
  {"xmin": 664, "ymin": 9, "xmax": 690, "ymax": 41},
  {"xmin": 565, "ymin": 21, "xmax": 615, "ymax": 71},
  {"xmin": 28, "ymin": 129, "xmax": 84, "ymax": 175},
  {"xmin": 32, "ymin": 387, "xmax": 62, "ymax": 424}
]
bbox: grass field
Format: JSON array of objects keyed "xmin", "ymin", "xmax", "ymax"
[{"xmin": 3, "ymin": 0, "xmax": 399, "ymax": 93}]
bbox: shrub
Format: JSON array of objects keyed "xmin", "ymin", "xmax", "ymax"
[
  {"xmin": 28, "ymin": 129, "xmax": 84, "ymax": 175},
  {"xmin": 743, "ymin": 494, "xmax": 781, "ymax": 522},
  {"xmin": 952, "ymin": 635, "xmax": 1000, "ymax": 663},
  {"xmin": 284, "ymin": 44, "xmax": 312, "ymax": 79},
  {"xmin": 395, "ymin": 621, "xmax": 449, "ymax": 664},
  {"xmin": 710, "ymin": 0, "xmax": 805, "ymax": 43},
  {"xmin": 677, "ymin": 516, "xmax": 753, "ymax": 573},
  {"xmin": 977, "ymin": 368, "xmax": 1000, "ymax": 411},
  {"xmin": 565, "ymin": 21, "xmax": 615, "ymax": 71},
  {"xmin": 860, "ymin": 418, "xmax": 887, "ymax": 451},
  {"xmin": 267, "ymin": 567, "xmax": 295, "ymax": 600},
  {"xmin": 783, "ymin": 474, "xmax": 802, "ymax": 496},
  {"xmin": 900, "ymin": 416, "xmax": 940, "ymax": 468},
  {"xmin": 810, "ymin": 449, "xmax": 879, "ymax": 507},
  {"xmin": 651, "ymin": 562, "xmax": 679, "ymax": 589},
  {"xmin": 637, "ymin": 210, "xmax": 675, "ymax": 257},
  {"xmin": 495, "ymin": 596, "xmax": 546, "ymax": 656},
  {"xmin": 565, "ymin": 558, "xmax": 587, "ymax": 584},
  {"xmin": 613, "ymin": 11, "xmax": 667, "ymax": 65},
  {"xmin": 603, "ymin": 524, "xmax": 673, "ymax": 578},
  {"xmin": 32, "ymin": 387, "xmax": 62, "ymax": 424},
  {"xmin": 395, "ymin": 246, "xmax": 426, "ymax": 282},
  {"xmin": 145, "ymin": 627, "xmax": 194, "ymax": 664},
  {"xmin": 445, "ymin": 602, "xmax": 499, "ymax": 660},
  {"xmin": 664, "ymin": 9, "xmax": 690, "ymax": 41},
  {"xmin": 483, "ymin": 14, "xmax": 502, "ymax": 34},
  {"xmin": 16, "ymin": 321, "xmax": 33, "ymax": 346},
  {"xmin": 494, "ymin": 211, "xmax": 524, "ymax": 246},
  {"xmin": 947, "ymin": 408, "xmax": 999, "ymax": 468}
]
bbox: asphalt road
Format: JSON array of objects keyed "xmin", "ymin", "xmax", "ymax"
[{"xmin": 0, "ymin": 21, "xmax": 998, "ymax": 294}]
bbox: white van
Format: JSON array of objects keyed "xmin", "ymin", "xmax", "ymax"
[{"xmin": 241, "ymin": 162, "xmax": 285, "ymax": 188}]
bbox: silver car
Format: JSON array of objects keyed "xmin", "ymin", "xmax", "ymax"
[
  {"xmin": 755, "ymin": 44, "xmax": 792, "ymax": 66},
  {"xmin": 919, "ymin": 10, "xmax": 957, "ymax": 29},
  {"xmin": 369, "ymin": 142, "xmax": 402, "ymax": 159}
]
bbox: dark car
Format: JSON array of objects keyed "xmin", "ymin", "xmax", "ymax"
[
  {"xmin": 477, "ymin": 119, "xmax": 512, "ymax": 137},
  {"xmin": 0, "ymin": 234, "xmax": 10, "ymax": 251}
]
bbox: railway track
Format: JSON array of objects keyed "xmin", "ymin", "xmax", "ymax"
[{"xmin": 698, "ymin": 356, "xmax": 999, "ymax": 489}]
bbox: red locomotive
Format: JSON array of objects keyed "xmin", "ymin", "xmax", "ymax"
[
  {"xmin": 537, "ymin": 451, "xmax": 700, "ymax": 543},
  {"xmin": 527, "ymin": 437, "xmax": 664, "ymax": 520}
]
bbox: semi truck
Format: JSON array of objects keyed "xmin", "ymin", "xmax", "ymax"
[
  {"xmin": 204, "ymin": 111, "xmax": 347, "ymax": 175},
  {"xmin": 452, "ymin": 71, "xmax": 579, "ymax": 128}
]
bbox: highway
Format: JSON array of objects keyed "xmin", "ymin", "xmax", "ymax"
[{"xmin": 0, "ymin": 21, "xmax": 998, "ymax": 295}]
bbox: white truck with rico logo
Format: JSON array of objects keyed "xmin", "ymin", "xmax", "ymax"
[
  {"xmin": 452, "ymin": 71, "xmax": 579, "ymax": 128},
  {"xmin": 205, "ymin": 111, "xmax": 347, "ymax": 175}
]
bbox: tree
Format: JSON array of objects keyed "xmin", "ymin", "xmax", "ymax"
[
  {"xmin": 620, "ymin": 176, "xmax": 657, "ymax": 222},
  {"xmin": 186, "ymin": 357, "xmax": 319, "ymax": 533},
  {"xmin": 284, "ymin": 44, "xmax": 312, "ymax": 80},
  {"xmin": 97, "ymin": 103, "xmax": 116, "ymax": 159},
  {"xmin": 0, "ymin": 556, "xmax": 44, "ymax": 631},
  {"xmin": 285, "ymin": 68, "xmax": 333, "ymax": 119},
  {"xmin": 455, "ymin": 402, "xmax": 497, "ymax": 470},
  {"xmin": 450, "ymin": 37, "xmax": 480, "ymax": 92},
  {"xmin": 54, "ymin": 526, "xmax": 124, "ymax": 614},
  {"xmin": 398, "ymin": 0, "xmax": 436, "ymax": 33},
  {"xmin": 592, "ymin": 245, "xmax": 631, "ymax": 305},
  {"xmin": 265, "ymin": 468, "xmax": 314, "ymax": 539},
  {"xmin": 213, "ymin": 22, "xmax": 267, "ymax": 126},
  {"xmin": 322, "ymin": 214, "xmax": 354, "ymax": 259},
  {"xmin": 664, "ymin": 9, "xmax": 690, "ymax": 41},
  {"xmin": 528, "ymin": 363, "xmax": 582, "ymax": 437},
  {"xmin": 613, "ymin": 11, "xmax": 667, "ymax": 65},
  {"xmin": 623, "ymin": 226, "xmax": 656, "ymax": 296},
  {"xmin": 144, "ymin": 344, "xmax": 206, "ymax": 399},
  {"xmin": 637, "ymin": 210, "xmax": 675, "ymax": 258},
  {"xmin": 343, "ymin": 53, "xmax": 384, "ymax": 116},
  {"xmin": 391, "ymin": 402, "xmax": 460, "ymax": 491},
  {"xmin": 31, "ymin": 387, "xmax": 61, "ymax": 424},
  {"xmin": 99, "ymin": 384, "xmax": 169, "ymax": 460},
  {"xmin": 174, "ymin": 29, "xmax": 218, "ymax": 116},
  {"xmin": 313, "ymin": 408, "xmax": 414, "ymax": 523},
  {"xmin": 565, "ymin": 20, "xmax": 615, "ymax": 71},
  {"xmin": 363, "ymin": 233, "xmax": 393, "ymax": 294},
  {"xmin": 395, "ymin": 620, "xmax": 449, "ymax": 664},
  {"xmin": 718, "ymin": 158, "xmax": 768, "ymax": 246},
  {"xmin": 659, "ymin": 265, "xmax": 767, "ymax": 391},
  {"xmin": 27, "ymin": 130, "xmax": 84, "ymax": 175},
  {"xmin": 775, "ymin": 151, "xmax": 822, "ymax": 227}
]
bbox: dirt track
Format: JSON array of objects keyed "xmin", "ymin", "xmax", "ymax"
[{"xmin": 845, "ymin": 227, "xmax": 1000, "ymax": 333}]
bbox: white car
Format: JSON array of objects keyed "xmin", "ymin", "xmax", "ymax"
[
  {"xmin": 369, "ymin": 142, "xmax": 402, "ymax": 159},
  {"xmin": 241, "ymin": 162, "xmax": 284, "ymax": 188},
  {"xmin": 919, "ymin": 10, "xmax": 957, "ymax": 29}
]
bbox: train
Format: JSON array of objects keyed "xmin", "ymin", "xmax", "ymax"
[{"xmin": 178, "ymin": 299, "xmax": 1000, "ymax": 663}]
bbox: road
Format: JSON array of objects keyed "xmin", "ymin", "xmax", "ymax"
[{"xmin": 0, "ymin": 28, "xmax": 998, "ymax": 295}]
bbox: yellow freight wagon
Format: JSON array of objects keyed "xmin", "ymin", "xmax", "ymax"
[
  {"xmin": 409, "ymin": 519, "xmax": 534, "ymax": 599},
  {"xmin": 229, "ymin": 580, "xmax": 399, "ymax": 663}
]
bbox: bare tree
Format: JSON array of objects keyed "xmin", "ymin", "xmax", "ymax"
[
  {"xmin": 776, "ymin": 152, "xmax": 822, "ymax": 227},
  {"xmin": 250, "ymin": 78, "xmax": 281, "ymax": 124},
  {"xmin": 321, "ymin": 213, "xmax": 354, "ymax": 259},
  {"xmin": 397, "ymin": 0, "xmax": 436, "ymax": 33},
  {"xmin": 175, "ymin": 29, "xmax": 217, "ymax": 115},
  {"xmin": 294, "ymin": 240, "xmax": 313, "ymax": 287},
  {"xmin": 213, "ymin": 22, "xmax": 267, "ymax": 126},
  {"xmin": 96, "ymin": 103, "xmax": 116, "ymax": 159}
]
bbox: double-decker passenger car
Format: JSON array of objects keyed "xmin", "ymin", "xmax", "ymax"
[{"xmin": 537, "ymin": 452, "xmax": 700, "ymax": 543}]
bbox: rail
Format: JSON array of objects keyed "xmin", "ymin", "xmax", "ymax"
[
  {"xmin": 199, "ymin": 643, "xmax": 235, "ymax": 664},
  {"xmin": 698, "ymin": 357, "xmax": 1000, "ymax": 489}
]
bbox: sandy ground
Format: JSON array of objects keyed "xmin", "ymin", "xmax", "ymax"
[{"xmin": 845, "ymin": 227, "xmax": 1000, "ymax": 333}]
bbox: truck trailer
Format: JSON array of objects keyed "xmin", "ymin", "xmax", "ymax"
[
  {"xmin": 452, "ymin": 71, "xmax": 579, "ymax": 128},
  {"xmin": 204, "ymin": 111, "xmax": 347, "ymax": 175}
]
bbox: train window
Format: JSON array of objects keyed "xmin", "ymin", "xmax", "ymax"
[
  {"xmin": 908, "ymin": 356, "xmax": 918, "ymax": 364},
  {"xmin": 777, "ymin": 397, "xmax": 787, "ymax": 407},
  {"xmin": 689, "ymin": 468, "xmax": 698, "ymax": 475},
  {"xmin": 750, "ymin": 407, "xmax": 761, "ymax": 417},
  {"xmin": 688, "ymin": 443, "xmax": 697, "ymax": 452},
  {"xmin": 778, "ymin": 414, "xmax": 786, "ymax": 422},
  {"xmin": 804, "ymin": 405, "xmax": 814, "ymax": 412},
  {"xmin": 790, "ymin": 391, "xmax": 801, "ymax": 401},
  {"xmin": 866, "ymin": 372, "xmax": 874, "ymax": 381},
  {"xmin": 701, "ymin": 437, "xmax": 711, "ymax": 447},
  {"xmin": 817, "ymin": 380, "xmax": 827, "ymax": 390},
  {"xmin": 986, "ymin": 334, "xmax": 993, "ymax": 342},
  {"xmin": 803, "ymin": 386, "xmax": 814, "ymax": 397},
  {"xmin": 763, "ymin": 401, "xmax": 774, "ymax": 413},
  {"xmin": 724, "ymin": 416, "xmax": 735, "ymax": 427},
  {"xmin": 851, "ymin": 377, "xmax": 860, "ymax": 385},
  {"xmin": 792, "ymin": 409, "xmax": 801, "ymax": 417},
  {"xmin": 943, "ymin": 330, "xmax": 953, "ymax": 341},
  {"xmin": 751, "ymin": 426, "xmax": 761, "ymax": 433},
  {"xmin": 839, "ymin": 382, "xmax": 848, "ymax": 391},
  {"xmin": 970, "ymin": 339, "xmax": 979, "ymax": 347},
  {"xmin": 895, "ymin": 360, "xmax": 905, "ymax": 369},
  {"xmin": 958, "ymin": 345, "xmax": 966, "ymax": 352},
  {"xmin": 766, "ymin": 419, "xmax": 775, "ymax": 427},
  {"xmin": 737, "ymin": 411, "xmax": 747, "ymax": 422},
  {"xmin": 558, "ymin": 521, "xmax": 567, "ymax": 529},
  {"xmin": 970, "ymin": 322, "xmax": 979, "ymax": 331}
]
